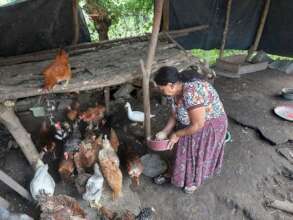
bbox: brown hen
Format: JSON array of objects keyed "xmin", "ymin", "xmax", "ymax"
[{"xmin": 42, "ymin": 49, "xmax": 72, "ymax": 90}]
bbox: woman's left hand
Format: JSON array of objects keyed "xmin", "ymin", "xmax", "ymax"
[{"xmin": 167, "ymin": 133, "xmax": 179, "ymax": 150}]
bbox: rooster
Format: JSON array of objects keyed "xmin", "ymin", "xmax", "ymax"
[{"xmin": 42, "ymin": 49, "xmax": 72, "ymax": 90}]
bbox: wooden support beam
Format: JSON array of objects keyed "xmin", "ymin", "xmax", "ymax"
[
  {"xmin": 72, "ymin": 0, "xmax": 80, "ymax": 45},
  {"xmin": 219, "ymin": 0, "xmax": 233, "ymax": 59},
  {"xmin": 246, "ymin": 0, "xmax": 271, "ymax": 62},
  {"xmin": 0, "ymin": 170, "xmax": 32, "ymax": 201},
  {"xmin": 0, "ymin": 103, "xmax": 41, "ymax": 169},
  {"xmin": 143, "ymin": 0, "xmax": 165, "ymax": 140}
]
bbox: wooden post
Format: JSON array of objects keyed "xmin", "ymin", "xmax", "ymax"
[
  {"xmin": 72, "ymin": 0, "xmax": 80, "ymax": 45},
  {"xmin": 143, "ymin": 0, "xmax": 165, "ymax": 140},
  {"xmin": 0, "ymin": 103, "xmax": 41, "ymax": 169},
  {"xmin": 246, "ymin": 0, "xmax": 271, "ymax": 62},
  {"xmin": 162, "ymin": 0, "xmax": 169, "ymax": 31},
  {"xmin": 219, "ymin": 0, "xmax": 233, "ymax": 59},
  {"xmin": 0, "ymin": 170, "xmax": 32, "ymax": 201}
]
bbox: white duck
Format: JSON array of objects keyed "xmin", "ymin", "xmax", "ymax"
[
  {"xmin": 30, "ymin": 160, "xmax": 55, "ymax": 201},
  {"xmin": 124, "ymin": 102, "xmax": 155, "ymax": 123},
  {"xmin": 82, "ymin": 163, "xmax": 104, "ymax": 208}
]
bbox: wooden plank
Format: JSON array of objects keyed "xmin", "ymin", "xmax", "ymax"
[
  {"xmin": 0, "ymin": 41, "xmax": 194, "ymax": 102},
  {"xmin": 0, "ymin": 26, "xmax": 208, "ymax": 67},
  {"xmin": 0, "ymin": 170, "xmax": 32, "ymax": 201}
]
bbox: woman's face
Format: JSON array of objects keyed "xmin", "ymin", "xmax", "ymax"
[{"xmin": 158, "ymin": 83, "xmax": 178, "ymax": 96}]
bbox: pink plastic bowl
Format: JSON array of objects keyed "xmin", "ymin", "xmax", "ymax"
[{"xmin": 147, "ymin": 139, "xmax": 170, "ymax": 151}]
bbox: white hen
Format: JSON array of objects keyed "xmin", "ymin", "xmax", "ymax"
[
  {"xmin": 124, "ymin": 102, "xmax": 155, "ymax": 123},
  {"xmin": 82, "ymin": 163, "xmax": 104, "ymax": 208},
  {"xmin": 30, "ymin": 160, "xmax": 55, "ymax": 201}
]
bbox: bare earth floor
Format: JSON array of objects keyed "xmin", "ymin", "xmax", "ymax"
[{"xmin": 0, "ymin": 69, "xmax": 293, "ymax": 220}]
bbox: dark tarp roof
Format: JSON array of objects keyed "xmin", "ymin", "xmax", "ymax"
[
  {"xmin": 170, "ymin": 0, "xmax": 293, "ymax": 57},
  {"xmin": 0, "ymin": 0, "xmax": 91, "ymax": 57}
]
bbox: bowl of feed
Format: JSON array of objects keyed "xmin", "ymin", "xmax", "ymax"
[{"xmin": 147, "ymin": 138, "xmax": 170, "ymax": 151}]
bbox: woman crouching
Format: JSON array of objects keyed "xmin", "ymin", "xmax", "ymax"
[{"xmin": 153, "ymin": 66, "xmax": 228, "ymax": 194}]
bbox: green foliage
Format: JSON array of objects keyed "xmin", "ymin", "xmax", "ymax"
[
  {"xmin": 80, "ymin": 0, "xmax": 154, "ymax": 41},
  {"xmin": 192, "ymin": 49, "xmax": 293, "ymax": 65}
]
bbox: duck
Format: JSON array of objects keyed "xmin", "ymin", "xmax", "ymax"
[{"xmin": 124, "ymin": 102, "xmax": 155, "ymax": 123}]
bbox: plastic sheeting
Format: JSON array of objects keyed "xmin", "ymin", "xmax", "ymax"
[
  {"xmin": 0, "ymin": 0, "xmax": 91, "ymax": 57},
  {"xmin": 169, "ymin": 0, "xmax": 293, "ymax": 56}
]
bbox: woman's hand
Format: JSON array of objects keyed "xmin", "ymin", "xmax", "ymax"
[{"xmin": 167, "ymin": 133, "xmax": 180, "ymax": 150}]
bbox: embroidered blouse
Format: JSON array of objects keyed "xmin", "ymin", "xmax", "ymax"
[{"xmin": 171, "ymin": 80, "xmax": 225, "ymax": 125}]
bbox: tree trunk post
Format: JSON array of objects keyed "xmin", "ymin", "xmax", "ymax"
[
  {"xmin": 246, "ymin": 0, "xmax": 271, "ymax": 62},
  {"xmin": 0, "ymin": 102, "xmax": 42, "ymax": 170},
  {"xmin": 219, "ymin": 0, "xmax": 233, "ymax": 59},
  {"xmin": 143, "ymin": 0, "xmax": 165, "ymax": 140}
]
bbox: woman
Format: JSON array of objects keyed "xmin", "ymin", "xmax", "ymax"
[{"xmin": 153, "ymin": 66, "xmax": 228, "ymax": 194}]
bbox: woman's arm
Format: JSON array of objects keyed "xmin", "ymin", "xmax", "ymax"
[
  {"xmin": 162, "ymin": 111, "xmax": 176, "ymax": 135},
  {"xmin": 175, "ymin": 107, "xmax": 206, "ymax": 137},
  {"xmin": 167, "ymin": 106, "xmax": 205, "ymax": 149}
]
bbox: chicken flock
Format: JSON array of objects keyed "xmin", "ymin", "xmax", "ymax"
[{"xmin": 27, "ymin": 50, "xmax": 155, "ymax": 219}]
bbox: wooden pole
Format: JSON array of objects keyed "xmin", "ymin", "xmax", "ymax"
[
  {"xmin": 143, "ymin": 0, "xmax": 165, "ymax": 140},
  {"xmin": 0, "ymin": 103, "xmax": 41, "ymax": 169},
  {"xmin": 162, "ymin": 0, "xmax": 169, "ymax": 31},
  {"xmin": 246, "ymin": 0, "xmax": 271, "ymax": 62},
  {"xmin": 0, "ymin": 170, "xmax": 32, "ymax": 201},
  {"xmin": 219, "ymin": 0, "xmax": 233, "ymax": 59},
  {"xmin": 72, "ymin": 0, "xmax": 80, "ymax": 45}
]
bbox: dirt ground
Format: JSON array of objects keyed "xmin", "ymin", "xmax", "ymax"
[{"xmin": 0, "ymin": 68, "xmax": 293, "ymax": 220}]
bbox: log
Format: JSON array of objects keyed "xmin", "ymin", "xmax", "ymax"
[
  {"xmin": 0, "ymin": 169, "xmax": 32, "ymax": 201},
  {"xmin": 246, "ymin": 0, "xmax": 271, "ymax": 62},
  {"xmin": 219, "ymin": 0, "xmax": 233, "ymax": 59},
  {"xmin": 0, "ymin": 104, "xmax": 41, "ymax": 169},
  {"xmin": 143, "ymin": 0, "xmax": 165, "ymax": 140},
  {"xmin": 266, "ymin": 199, "xmax": 293, "ymax": 214}
]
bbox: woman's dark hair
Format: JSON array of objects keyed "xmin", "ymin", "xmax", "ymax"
[{"xmin": 154, "ymin": 66, "xmax": 199, "ymax": 86}]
